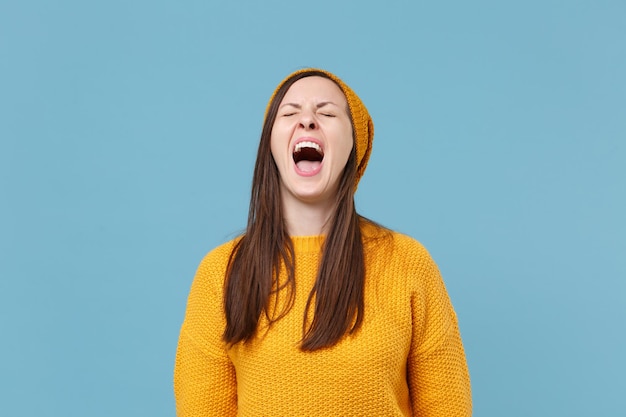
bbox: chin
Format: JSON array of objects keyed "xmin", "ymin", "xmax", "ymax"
[{"xmin": 290, "ymin": 187, "xmax": 332, "ymax": 204}]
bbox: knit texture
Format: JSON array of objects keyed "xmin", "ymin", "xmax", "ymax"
[
  {"xmin": 266, "ymin": 68, "xmax": 374, "ymax": 188},
  {"xmin": 174, "ymin": 223, "xmax": 472, "ymax": 416}
]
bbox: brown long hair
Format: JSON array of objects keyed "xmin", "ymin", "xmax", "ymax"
[{"xmin": 223, "ymin": 71, "xmax": 366, "ymax": 351}]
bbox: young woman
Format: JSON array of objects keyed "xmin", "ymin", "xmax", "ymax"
[{"xmin": 174, "ymin": 69, "xmax": 472, "ymax": 416}]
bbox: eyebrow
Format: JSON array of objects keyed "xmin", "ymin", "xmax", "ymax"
[{"xmin": 279, "ymin": 101, "xmax": 338, "ymax": 110}]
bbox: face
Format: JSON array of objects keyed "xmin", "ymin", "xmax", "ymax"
[{"xmin": 270, "ymin": 76, "xmax": 354, "ymax": 208}]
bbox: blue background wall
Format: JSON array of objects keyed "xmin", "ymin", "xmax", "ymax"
[{"xmin": 2, "ymin": 1, "xmax": 624, "ymax": 415}]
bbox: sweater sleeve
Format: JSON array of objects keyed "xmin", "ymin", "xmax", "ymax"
[
  {"xmin": 174, "ymin": 248, "xmax": 237, "ymax": 416},
  {"xmin": 406, "ymin": 247, "xmax": 472, "ymax": 416}
]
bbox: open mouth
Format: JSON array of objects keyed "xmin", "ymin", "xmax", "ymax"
[{"xmin": 293, "ymin": 141, "xmax": 324, "ymax": 173}]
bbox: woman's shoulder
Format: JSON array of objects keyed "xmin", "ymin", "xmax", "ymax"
[
  {"xmin": 361, "ymin": 219, "xmax": 441, "ymax": 285},
  {"xmin": 390, "ymin": 231, "xmax": 432, "ymax": 258},
  {"xmin": 195, "ymin": 237, "xmax": 241, "ymax": 277}
]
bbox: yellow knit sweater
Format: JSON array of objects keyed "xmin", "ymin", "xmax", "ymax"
[{"xmin": 174, "ymin": 224, "xmax": 471, "ymax": 416}]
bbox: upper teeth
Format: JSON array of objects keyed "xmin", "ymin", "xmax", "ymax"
[{"xmin": 295, "ymin": 141, "xmax": 322, "ymax": 153}]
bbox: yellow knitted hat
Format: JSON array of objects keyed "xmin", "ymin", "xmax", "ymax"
[{"xmin": 266, "ymin": 68, "xmax": 374, "ymax": 188}]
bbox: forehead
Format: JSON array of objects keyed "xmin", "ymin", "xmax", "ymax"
[{"xmin": 281, "ymin": 76, "xmax": 347, "ymax": 104}]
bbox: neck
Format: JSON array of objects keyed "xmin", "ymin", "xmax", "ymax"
[{"xmin": 281, "ymin": 195, "xmax": 335, "ymax": 237}]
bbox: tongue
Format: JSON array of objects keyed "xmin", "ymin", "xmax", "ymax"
[{"xmin": 296, "ymin": 160, "xmax": 321, "ymax": 172}]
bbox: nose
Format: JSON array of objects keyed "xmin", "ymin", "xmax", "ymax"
[{"xmin": 298, "ymin": 111, "xmax": 317, "ymax": 130}]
